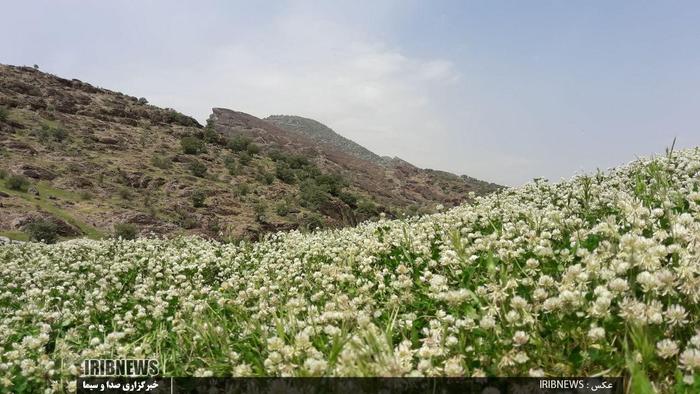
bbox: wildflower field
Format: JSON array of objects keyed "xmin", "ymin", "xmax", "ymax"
[{"xmin": 2, "ymin": 148, "xmax": 700, "ymax": 393}]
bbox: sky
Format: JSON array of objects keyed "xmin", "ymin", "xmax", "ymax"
[{"xmin": 2, "ymin": 1, "xmax": 699, "ymax": 186}]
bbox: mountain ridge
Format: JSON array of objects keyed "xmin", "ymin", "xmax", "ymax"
[{"xmin": 0, "ymin": 63, "xmax": 501, "ymax": 242}]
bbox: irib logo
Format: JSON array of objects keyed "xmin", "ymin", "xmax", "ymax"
[{"xmin": 82, "ymin": 359, "xmax": 160, "ymax": 377}]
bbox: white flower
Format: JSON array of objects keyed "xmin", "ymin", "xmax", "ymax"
[
  {"xmin": 513, "ymin": 331, "xmax": 529, "ymax": 346},
  {"xmin": 656, "ymin": 339, "xmax": 679, "ymax": 359},
  {"xmin": 443, "ymin": 357, "xmax": 464, "ymax": 377},
  {"xmin": 665, "ymin": 305, "xmax": 689, "ymax": 327},
  {"xmin": 680, "ymin": 349, "xmax": 700, "ymax": 371},
  {"xmin": 588, "ymin": 326, "xmax": 606, "ymax": 342}
]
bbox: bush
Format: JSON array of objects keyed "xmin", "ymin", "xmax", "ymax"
[
  {"xmin": 192, "ymin": 190, "xmax": 206, "ymax": 208},
  {"xmin": 299, "ymin": 179, "xmax": 329, "ymax": 209},
  {"xmin": 356, "ymin": 198, "xmax": 380, "ymax": 218},
  {"xmin": 189, "ymin": 161, "xmax": 207, "ymax": 177},
  {"xmin": 180, "ymin": 136, "xmax": 205, "ymax": 155},
  {"xmin": 202, "ymin": 121, "xmax": 220, "ymax": 144},
  {"xmin": 49, "ymin": 126, "xmax": 68, "ymax": 142},
  {"xmin": 176, "ymin": 212, "xmax": 198, "ymax": 229},
  {"xmin": 235, "ymin": 183, "xmax": 250, "ymax": 197},
  {"xmin": 253, "ymin": 201, "xmax": 267, "ymax": 222},
  {"xmin": 118, "ymin": 187, "xmax": 132, "ymax": 200},
  {"xmin": 79, "ymin": 190, "xmax": 93, "ymax": 200},
  {"xmin": 33, "ymin": 124, "xmax": 68, "ymax": 143},
  {"xmin": 246, "ymin": 143, "xmax": 260, "ymax": 155},
  {"xmin": 286, "ymin": 154, "xmax": 310, "ymax": 169},
  {"xmin": 0, "ymin": 106, "xmax": 8, "ymax": 122},
  {"xmin": 338, "ymin": 191, "xmax": 358, "ymax": 207},
  {"xmin": 227, "ymin": 135, "xmax": 252, "ymax": 152},
  {"xmin": 275, "ymin": 163, "xmax": 296, "ymax": 184},
  {"xmin": 25, "ymin": 220, "xmax": 59, "ymax": 244},
  {"xmin": 137, "ymin": 97, "xmax": 148, "ymax": 105},
  {"xmin": 238, "ymin": 152, "xmax": 252, "ymax": 166},
  {"xmin": 151, "ymin": 155, "xmax": 173, "ymax": 170},
  {"xmin": 0, "ymin": 169, "xmax": 7, "ymax": 179},
  {"xmin": 113, "ymin": 223, "xmax": 138, "ymax": 240},
  {"xmin": 276, "ymin": 201, "xmax": 290, "ymax": 216},
  {"xmin": 6, "ymin": 174, "xmax": 30, "ymax": 192},
  {"xmin": 315, "ymin": 173, "xmax": 347, "ymax": 196},
  {"xmin": 301, "ymin": 213, "xmax": 324, "ymax": 232}
]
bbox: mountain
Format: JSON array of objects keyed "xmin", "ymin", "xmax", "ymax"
[
  {"xmin": 265, "ymin": 115, "xmax": 388, "ymax": 166},
  {"xmin": 213, "ymin": 108, "xmax": 501, "ymax": 211},
  {"xmin": 0, "ymin": 64, "xmax": 500, "ymax": 242}
]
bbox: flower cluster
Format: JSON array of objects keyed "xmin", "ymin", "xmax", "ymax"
[{"xmin": 1, "ymin": 148, "xmax": 700, "ymax": 392}]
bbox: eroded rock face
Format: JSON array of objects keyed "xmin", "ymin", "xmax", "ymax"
[{"xmin": 18, "ymin": 165, "xmax": 56, "ymax": 180}]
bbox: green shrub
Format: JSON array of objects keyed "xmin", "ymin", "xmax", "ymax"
[
  {"xmin": 50, "ymin": 126, "xmax": 68, "ymax": 142},
  {"xmin": 206, "ymin": 219, "xmax": 221, "ymax": 234},
  {"xmin": 189, "ymin": 161, "xmax": 207, "ymax": 177},
  {"xmin": 275, "ymin": 163, "xmax": 296, "ymax": 184},
  {"xmin": 227, "ymin": 135, "xmax": 252, "ymax": 152},
  {"xmin": 338, "ymin": 191, "xmax": 358, "ymax": 207},
  {"xmin": 6, "ymin": 174, "xmax": 30, "ymax": 192},
  {"xmin": 113, "ymin": 223, "xmax": 138, "ymax": 240},
  {"xmin": 301, "ymin": 213, "xmax": 324, "ymax": 232},
  {"xmin": 34, "ymin": 124, "xmax": 68, "ymax": 143},
  {"xmin": 0, "ymin": 106, "xmax": 8, "ymax": 122},
  {"xmin": 0, "ymin": 168, "xmax": 8, "ymax": 179},
  {"xmin": 176, "ymin": 212, "xmax": 198, "ymax": 229},
  {"xmin": 263, "ymin": 172, "xmax": 275, "ymax": 185},
  {"xmin": 299, "ymin": 179, "xmax": 329, "ymax": 209},
  {"xmin": 151, "ymin": 155, "xmax": 173, "ymax": 170},
  {"xmin": 180, "ymin": 136, "xmax": 205, "ymax": 155},
  {"xmin": 79, "ymin": 190, "xmax": 93, "ymax": 200},
  {"xmin": 238, "ymin": 152, "xmax": 252, "ymax": 166},
  {"xmin": 192, "ymin": 190, "xmax": 206, "ymax": 208},
  {"xmin": 118, "ymin": 187, "xmax": 132, "ymax": 200},
  {"xmin": 286, "ymin": 154, "xmax": 310, "ymax": 169},
  {"xmin": 202, "ymin": 121, "xmax": 220, "ymax": 144},
  {"xmin": 253, "ymin": 201, "xmax": 267, "ymax": 222},
  {"xmin": 356, "ymin": 198, "xmax": 380, "ymax": 217},
  {"xmin": 246, "ymin": 143, "xmax": 260, "ymax": 155},
  {"xmin": 315, "ymin": 173, "xmax": 347, "ymax": 196},
  {"xmin": 276, "ymin": 201, "xmax": 290, "ymax": 216},
  {"xmin": 25, "ymin": 219, "xmax": 59, "ymax": 244},
  {"xmin": 235, "ymin": 183, "xmax": 250, "ymax": 197}
]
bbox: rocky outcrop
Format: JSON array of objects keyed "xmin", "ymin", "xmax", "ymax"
[{"xmin": 12, "ymin": 213, "xmax": 82, "ymax": 236}]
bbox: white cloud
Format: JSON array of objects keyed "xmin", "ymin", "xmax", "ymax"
[{"xmin": 131, "ymin": 14, "xmax": 462, "ymax": 164}]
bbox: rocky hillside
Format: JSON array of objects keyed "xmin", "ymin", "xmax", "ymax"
[
  {"xmin": 0, "ymin": 64, "xmax": 500, "ymax": 242},
  {"xmin": 265, "ymin": 115, "xmax": 387, "ymax": 165},
  {"xmin": 213, "ymin": 109, "xmax": 500, "ymax": 207}
]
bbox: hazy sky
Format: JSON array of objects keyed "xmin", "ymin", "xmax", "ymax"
[{"xmin": 2, "ymin": 1, "xmax": 699, "ymax": 185}]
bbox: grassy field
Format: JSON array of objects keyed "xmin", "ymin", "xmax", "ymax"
[{"xmin": 1, "ymin": 148, "xmax": 699, "ymax": 393}]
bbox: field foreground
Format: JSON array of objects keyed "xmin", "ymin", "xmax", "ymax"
[{"xmin": 2, "ymin": 148, "xmax": 700, "ymax": 393}]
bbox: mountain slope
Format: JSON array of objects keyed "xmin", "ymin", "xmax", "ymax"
[
  {"xmin": 265, "ymin": 115, "xmax": 387, "ymax": 166},
  {"xmin": 0, "ymin": 64, "xmax": 499, "ymax": 242},
  {"xmin": 213, "ymin": 109, "xmax": 501, "ymax": 208}
]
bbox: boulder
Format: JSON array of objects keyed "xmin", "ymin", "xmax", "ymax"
[{"xmin": 19, "ymin": 165, "xmax": 56, "ymax": 180}]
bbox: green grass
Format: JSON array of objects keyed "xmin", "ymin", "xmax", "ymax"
[
  {"xmin": 0, "ymin": 182, "xmax": 104, "ymax": 240},
  {"xmin": 0, "ymin": 231, "xmax": 29, "ymax": 242}
]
